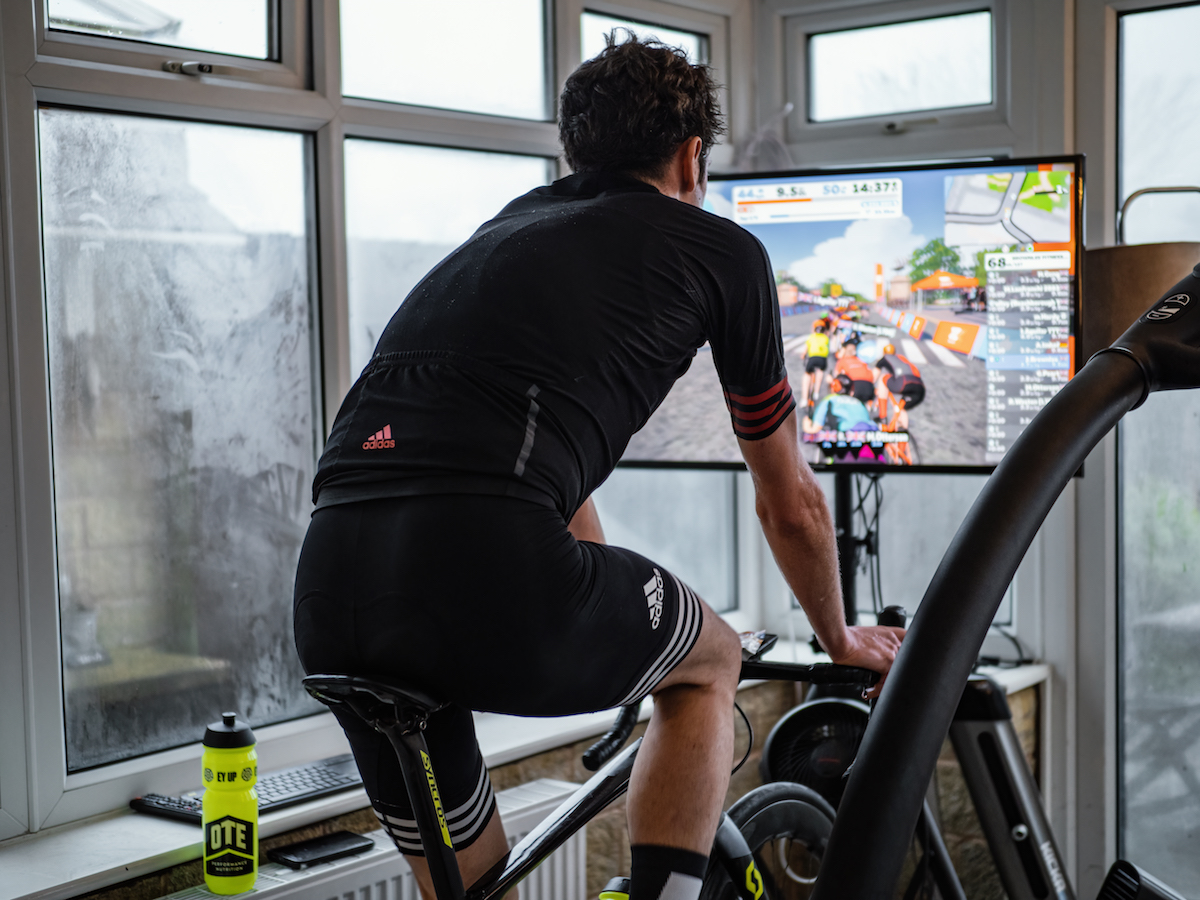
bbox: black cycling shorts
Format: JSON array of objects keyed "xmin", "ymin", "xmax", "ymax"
[
  {"xmin": 886, "ymin": 374, "xmax": 925, "ymax": 409},
  {"xmin": 849, "ymin": 379, "xmax": 875, "ymax": 403},
  {"xmin": 293, "ymin": 494, "xmax": 704, "ymax": 854},
  {"xmin": 804, "ymin": 356, "xmax": 828, "ymax": 374}
]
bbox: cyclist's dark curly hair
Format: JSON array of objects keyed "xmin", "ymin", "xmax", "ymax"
[{"xmin": 559, "ymin": 33, "xmax": 725, "ymax": 179}]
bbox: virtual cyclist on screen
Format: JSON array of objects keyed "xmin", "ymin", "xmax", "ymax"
[
  {"xmin": 800, "ymin": 317, "xmax": 831, "ymax": 409},
  {"xmin": 803, "ymin": 375, "xmax": 877, "ymax": 435},
  {"xmin": 832, "ymin": 334, "xmax": 877, "ymax": 404},
  {"xmin": 293, "ymin": 34, "xmax": 904, "ymax": 900}
]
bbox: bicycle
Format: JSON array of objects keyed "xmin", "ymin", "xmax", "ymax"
[{"xmin": 303, "ymin": 639, "xmax": 878, "ymax": 900}]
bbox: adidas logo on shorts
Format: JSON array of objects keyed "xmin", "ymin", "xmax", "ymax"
[{"xmin": 643, "ymin": 568, "xmax": 664, "ymax": 630}]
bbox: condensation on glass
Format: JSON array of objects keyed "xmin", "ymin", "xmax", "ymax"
[
  {"xmin": 1118, "ymin": 394, "xmax": 1200, "ymax": 894},
  {"xmin": 807, "ymin": 11, "xmax": 992, "ymax": 123},
  {"xmin": 341, "ymin": 0, "xmax": 548, "ymax": 119},
  {"xmin": 581, "ymin": 11, "xmax": 707, "ymax": 63},
  {"xmin": 40, "ymin": 109, "xmax": 321, "ymax": 771},
  {"xmin": 1118, "ymin": 7, "xmax": 1200, "ymax": 891},
  {"xmin": 46, "ymin": 0, "xmax": 271, "ymax": 60},
  {"xmin": 1118, "ymin": 5, "xmax": 1200, "ymax": 245},
  {"xmin": 593, "ymin": 469, "xmax": 738, "ymax": 614},
  {"xmin": 343, "ymin": 139, "xmax": 550, "ymax": 376}
]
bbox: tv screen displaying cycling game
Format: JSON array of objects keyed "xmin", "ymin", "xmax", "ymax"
[{"xmin": 621, "ymin": 156, "xmax": 1083, "ymax": 471}]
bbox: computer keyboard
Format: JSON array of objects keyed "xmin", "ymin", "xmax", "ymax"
[{"xmin": 129, "ymin": 753, "xmax": 363, "ymax": 825}]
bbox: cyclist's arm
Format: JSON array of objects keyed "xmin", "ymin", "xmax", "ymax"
[
  {"xmin": 738, "ymin": 412, "xmax": 904, "ymax": 680},
  {"xmin": 568, "ymin": 496, "xmax": 606, "ymax": 544}
]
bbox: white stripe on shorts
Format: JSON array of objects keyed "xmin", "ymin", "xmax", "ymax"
[
  {"xmin": 614, "ymin": 573, "xmax": 703, "ymax": 707},
  {"xmin": 373, "ymin": 762, "xmax": 495, "ymax": 855}
]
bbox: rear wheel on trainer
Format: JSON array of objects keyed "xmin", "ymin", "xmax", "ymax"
[{"xmin": 699, "ymin": 783, "xmax": 835, "ymax": 900}]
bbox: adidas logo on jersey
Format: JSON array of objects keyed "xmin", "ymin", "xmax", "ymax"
[
  {"xmin": 363, "ymin": 425, "xmax": 395, "ymax": 450},
  {"xmin": 643, "ymin": 568, "xmax": 664, "ymax": 630}
]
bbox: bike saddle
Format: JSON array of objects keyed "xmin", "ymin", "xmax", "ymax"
[{"xmin": 304, "ymin": 674, "xmax": 448, "ymax": 729}]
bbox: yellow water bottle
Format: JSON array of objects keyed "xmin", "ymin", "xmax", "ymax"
[{"xmin": 201, "ymin": 712, "xmax": 258, "ymax": 894}]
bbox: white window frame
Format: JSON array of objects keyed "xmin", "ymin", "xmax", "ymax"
[
  {"xmin": 34, "ymin": 0, "xmax": 308, "ymax": 90},
  {"xmin": 0, "ymin": 0, "xmax": 764, "ymax": 844},
  {"xmin": 756, "ymin": 0, "xmax": 1072, "ymax": 167}
]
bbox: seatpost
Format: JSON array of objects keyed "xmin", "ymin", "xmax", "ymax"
[{"xmin": 375, "ymin": 712, "xmax": 467, "ymax": 900}]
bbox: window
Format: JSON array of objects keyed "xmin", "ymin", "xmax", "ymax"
[
  {"xmin": 0, "ymin": 0, "xmax": 567, "ymax": 838},
  {"xmin": 47, "ymin": 0, "xmax": 272, "ymax": 58},
  {"xmin": 807, "ymin": 12, "xmax": 992, "ymax": 123},
  {"xmin": 1117, "ymin": 4, "xmax": 1200, "ymax": 891},
  {"xmin": 754, "ymin": 1, "xmax": 1044, "ymax": 168},
  {"xmin": 340, "ymin": 0, "xmax": 550, "ymax": 119},
  {"xmin": 1117, "ymin": 3, "xmax": 1200, "ymax": 244},
  {"xmin": 41, "ymin": 109, "xmax": 321, "ymax": 771}
]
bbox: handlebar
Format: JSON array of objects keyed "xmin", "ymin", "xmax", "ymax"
[
  {"xmin": 738, "ymin": 660, "xmax": 879, "ymax": 686},
  {"xmin": 582, "ymin": 702, "xmax": 642, "ymax": 771},
  {"xmin": 580, "ymin": 660, "xmax": 879, "ymax": 771}
]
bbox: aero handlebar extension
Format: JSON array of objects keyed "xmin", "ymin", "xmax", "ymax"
[{"xmin": 813, "ymin": 265, "xmax": 1200, "ymax": 900}]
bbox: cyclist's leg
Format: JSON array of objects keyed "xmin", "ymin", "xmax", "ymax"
[
  {"xmin": 295, "ymin": 501, "xmax": 515, "ymax": 900},
  {"xmin": 628, "ymin": 600, "xmax": 742, "ymax": 853},
  {"xmin": 405, "ymin": 811, "xmax": 510, "ymax": 900},
  {"xmin": 295, "ymin": 495, "xmax": 736, "ymax": 900}
]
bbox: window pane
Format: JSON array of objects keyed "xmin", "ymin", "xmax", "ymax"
[
  {"xmin": 1119, "ymin": 394, "xmax": 1200, "ymax": 895},
  {"xmin": 47, "ymin": 0, "xmax": 270, "ymax": 59},
  {"xmin": 808, "ymin": 12, "xmax": 992, "ymax": 122},
  {"xmin": 592, "ymin": 470, "xmax": 737, "ymax": 613},
  {"xmin": 40, "ymin": 110, "xmax": 320, "ymax": 770},
  {"xmin": 1119, "ymin": 5, "xmax": 1200, "ymax": 244},
  {"xmin": 581, "ymin": 11, "xmax": 706, "ymax": 63},
  {"xmin": 1118, "ymin": 7, "xmax": 1200, "ymax": 889},
  {"xmin": 341, "ymin": 0, "xmax": 547, "ymax": 119},
  {"xmin": 344, "ymin": 139, "xmax": 550, "ymax": 376}
]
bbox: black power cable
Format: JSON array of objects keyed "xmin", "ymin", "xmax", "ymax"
[{"xmin": 851, "ymin": 473, "xmax": 885, "ymax": 615}]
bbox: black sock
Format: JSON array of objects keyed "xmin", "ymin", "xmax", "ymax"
[{"xmin": 629, "ymin": 844, "xmax": 709, "ymax": 900}]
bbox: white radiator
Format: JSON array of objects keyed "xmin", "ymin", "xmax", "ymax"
[{"xmin": 163, "ymin": 778, "xmax": 586, "ymax": 900}]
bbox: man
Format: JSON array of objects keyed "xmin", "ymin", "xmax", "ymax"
[
  {"xmin": 293, "ymin": 36, "xmax": 903, "ymax": 900},
  {"xmin": 874, "ymin": 342, "xmax": 926, "ymax": 428},
  {"xmin": 832, "ymin": 335, "xmax": 877, "ymax": 404},
  {"xmin": 799, "ymin": 317, "xmax": 831, "ymax": 410},
  {"xmin": 802, "ymin": 375, "xmax": 877, "ymax": 435}
]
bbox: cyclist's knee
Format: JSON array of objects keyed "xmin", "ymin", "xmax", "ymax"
[{"xmin": 657, "ymin": 604, "xmax": 741, "ymax": 695}]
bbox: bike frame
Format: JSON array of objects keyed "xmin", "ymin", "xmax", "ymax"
[{"xmin": 813, "ymin": 266, "xmax": 1200, "ymax": 899}]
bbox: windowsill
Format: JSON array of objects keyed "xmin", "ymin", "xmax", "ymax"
[
  {"xmin": 0, "ymin": 651, "xmax": 1050, "ymax": 900},
  {"xmin": 0, "ymin": 702, "xmax": 646, "ymax": 900}
]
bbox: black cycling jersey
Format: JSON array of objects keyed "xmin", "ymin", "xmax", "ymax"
[{"xmin": 313, "ymin": 172, "xmax": 794, "ymax": 519}]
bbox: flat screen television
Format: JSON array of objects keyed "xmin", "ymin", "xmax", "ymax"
[{"xmin": 620, "ymin": 155, "xmax": 1084, "ymax": 472}]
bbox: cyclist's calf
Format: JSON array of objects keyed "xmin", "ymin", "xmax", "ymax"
[{"xmin": 627, "ymin": 602, "xmax": 741, "ymax": 857}]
